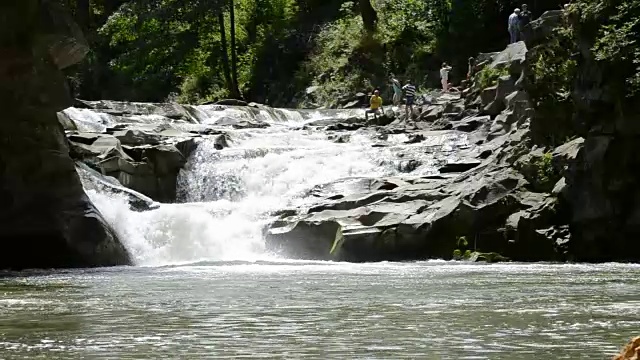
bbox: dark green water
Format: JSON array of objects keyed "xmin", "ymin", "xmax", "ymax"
[{"xmin": 0, "ymin": 261, "xmax": 638, "ymax": 359}]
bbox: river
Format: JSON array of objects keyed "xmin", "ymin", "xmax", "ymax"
[
  {"xmin": 1, "ymin": 262, "xmax": 638, "ymax": 359},
  {"xmin": 1, "ymin": 104, "xmax": 637, "ymax": 358}
]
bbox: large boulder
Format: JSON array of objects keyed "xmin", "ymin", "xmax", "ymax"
[
  {"xmin": 68, "ymin": 133, "xmax": 189, "ymax": 203},
  {"xmin": 0, "ymin": 1, "xmax": 131, "ymax": 269},
  {"xmin": 264, "ymin": 165, "xmax": 552, "ymax": 262},
  {"xmin": 563, "ymin": 135, "xmax": 640, "ymax": 262}
]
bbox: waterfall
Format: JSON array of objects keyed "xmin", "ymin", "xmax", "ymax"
[{"xmin": 66, "ymin": 103, "xmax": 471, "ymax": 266}]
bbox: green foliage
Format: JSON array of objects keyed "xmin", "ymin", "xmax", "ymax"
[
  {"xmin": 299, "ymin": 0, "xmax": 450, "ymax": 106},
  {"xmin": 529, "ymin": 28, "xmax": 577, "ymax": 109},
  {"xmin": 456, "ymin": 236, "xmax": 468, "ymax": 248},
  {"xmin": 534, "ymin": 152, "xmax": 555, "ymax": 185},
  {"xmin": 97, "ymin": 0, "xmax": 298, "ymax": 102},
  {"xmin": 67, "ymin": 0, "xmax": 574, "ymax": 104},
  {"xmin": 567, "ymin": 0, "xmax": 640, "ymax": 96},
  {"xmin": 452, "ymin": 236, "xmax": 471, "ymax": 260},
  {"xmin": 475, "ymin": 65, "xmax": 508, "ymax": 90},
  {"xmin": 525, "ymin": 16, "xmax": 578, "ymax": 145}
]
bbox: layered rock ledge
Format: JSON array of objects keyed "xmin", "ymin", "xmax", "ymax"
[{"xmin": 263, "ymin": 10, "xmax": 640, "ymax": 263}]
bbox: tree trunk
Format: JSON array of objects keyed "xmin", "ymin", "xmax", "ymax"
[
  {"xmin": 217, "ymin": 10, "xmax": 235, "ymax": 98},
  {"xmin": 229, "ymin": 0, "xmax": 241, "ymax": 99},
  {"xmin": 359, "ymin": 0, "xmax": 377, "ymax": 33},
  {"xmin": 76, "ymin": 0, "xmax": 90, "ymax": 30}
]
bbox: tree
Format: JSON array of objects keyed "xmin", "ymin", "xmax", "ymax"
[
  {"xmin": 216, "ymin": 8, "xmax": 236, "ymax": 98},
  {"xmin": 229, "ymin": 0, "xmax": 241, "ymax": 98},
  {"xmin": 359, "ymin": 0, "xmax": 377, "ymax": 33}
]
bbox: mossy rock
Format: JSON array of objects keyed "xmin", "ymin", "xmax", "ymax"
[{"xmin": 468, "ymin": 252, "xmax": 510, "ymax": 263}]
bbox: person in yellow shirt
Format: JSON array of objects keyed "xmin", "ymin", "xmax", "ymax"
[{"xmin": 366, "ymin": 89, "xmax": 384, "ymax": 121}]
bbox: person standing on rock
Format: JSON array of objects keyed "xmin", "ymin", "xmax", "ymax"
[
  {"xmin": 440, "ymin": 63, "xmax": 452, "ymax": 93},
  {"xmin": 365, "ymin": 89, "xmax": 384, "ymax": 122},
  {"xmin": 402, "ymin": 80, "xmax": 416, "ymax": 119},
  {"xmin": 518, "ymin": 4, "xmax": 532, "ymax": 43},
  {"xmin": 508, "ymin": 8, "xmax": 521, "ymax": 44},
  {"xmin": 390, "ymin": 74, "xmax": 402, "ymax": 106}
]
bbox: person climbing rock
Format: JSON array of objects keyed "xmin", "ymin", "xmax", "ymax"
[
  {"xmin": 508, "ymin": 8, "xmax": 521, "ymax": 44},
  {"xmin": 402, "ymin": 80, "xmax": 416, "ymax": 119},
  {"xmin": 518, "ymin": 4, "xmax": 532, "ymax": 43},
  {"xmin": 390, "ymin": 74, "xmax": 402, "ymax": 106},
  {"xmin": 365, "ymin": 89, "xmax": 384, "ymax": 121},
  {"xmin": 440, "ymin": 63, "xmax": 452, "ymax": 93}
]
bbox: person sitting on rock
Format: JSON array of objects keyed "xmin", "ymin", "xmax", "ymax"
[
  {"xmin": 402, "ymin": 80, "xmax": 417, "ymax": 119},
  {"xmin": 390, "ymin": 74, "xmax": 402, "ymax": 106},
  {"xmin": 440, "ymin": 63, "xmax": 452, "ymax": 92},
  {"xmin": 365, "ymin": 89, "xmax": 384, "ymax": 121},
  {"xmin": 508, "ymin": 8, "xmax": 521, "ymax": 44}
]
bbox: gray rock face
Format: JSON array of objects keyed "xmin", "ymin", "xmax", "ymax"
[
  {"xmin": 0, "ymin": 1, "xmax": 131, "ymax": 269},
  {"xmin": 67, "ymin": 127, "xmax": 199, "ymax": 203}
]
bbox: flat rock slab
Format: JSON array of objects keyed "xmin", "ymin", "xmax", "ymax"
[{"xmin": 439, "ymin": 161, "xmax": 482, "ymax": 173}]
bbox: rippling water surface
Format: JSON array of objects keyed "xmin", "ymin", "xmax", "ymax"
[{"xmin": 0, "ymin": 262, "xmax": 638, "ymax": 359}]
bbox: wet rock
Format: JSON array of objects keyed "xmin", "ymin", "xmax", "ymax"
[
  {"xmin": 213, "ymin": 133, "xmax": 231, "ymax": 150},
  {"xmin": 367, "ymin": 113, "xmax": 395, "ymax": 126},
  {"xmin": 468, "ymin": 252, "xmax": 510, "ymax": 263},
  {"xmin": 76, "ymin": 99, "xmax": 195, "ymax": 122},
  {"xmin": 77, "ymin": 162, "xmax": 159, "ymax": 212},
  {"xmin": 213, "ymin": 116, "xmax": 270, "ymax": 129},
  {"xmin": 452, "ymin": 116, "xmax": 489, "ymax": 132},
  {"xmin": 112, "ymin": 129, "xmax": 163, "ymax": 146},
  {"xmin": 421, "ymin": 105, "xmax": 444, "ymax": 122},
  {"xmin": 265, "ymin": 165, "xmax": 541, "ymax": 262},
  {"xmin": 397, "ymin": 160, "xmax": 421, "ymax": 173},
  {"xmin": 69, "ymin": 133, "xmax": 134, "ymax": 163},
  {"xmin": 332, "ymin": 134, "xmax": 351, "ymax": 143},
  {"xmin": 68, "ymin": 130, "xmax": 191, "ymax": 202},
  {"xmin": 504, "ymin": 196, "xmax": 568, "ymax": 261},
  {"xmin": 404, "ymin": 134, "xmax": 425, "ymax": 144},
  {"xmin": 326, "ymin": 123, "xmax": 364, "ymax": 131},
  {"xmin": 343, "ymin": 100, "xmax": 361, "ymax": 109},
  {"xmin": 439, "ymin": 161, "xmax": 481, "ymax": 173},
  {"xmin": 214, "ymin": 99, "xmax": 249, "ymax": 106}
]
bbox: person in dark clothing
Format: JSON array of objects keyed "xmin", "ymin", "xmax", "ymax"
[{"xmin": 518, "ymin": 4, "xmax": 532, "ymax": 43}]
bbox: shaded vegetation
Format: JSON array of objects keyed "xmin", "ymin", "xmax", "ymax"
[
  {"xmin": 58, "ymin": 0, "xmax": 639, "ymax": 108},
  {"xmin": 475, "ymin": 65, "xmax": 509, "ymax": 90}
]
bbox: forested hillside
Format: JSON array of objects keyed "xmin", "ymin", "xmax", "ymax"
[{"xmin": 60, "ymin": 0, "xmax": 638, "ymax": 108}]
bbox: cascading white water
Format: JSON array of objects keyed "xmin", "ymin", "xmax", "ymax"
[{"xmin": 71, "ymin": 105, "xmax": 471, "ymax": 266}]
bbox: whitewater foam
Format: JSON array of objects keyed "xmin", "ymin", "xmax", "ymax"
[{"xmin": 74, "ymin": 105, "xmax": 469, "ymax": 266}]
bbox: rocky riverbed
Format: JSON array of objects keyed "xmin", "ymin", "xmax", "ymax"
[
  {"xmin": 55, "ymin": 39, "xmax": 570, "ymax": 263},
  {"xmin": 49, "ymin": 9, "xmax": 638, "ymax": 265}
]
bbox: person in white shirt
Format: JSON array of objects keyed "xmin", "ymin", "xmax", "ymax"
[
  {"xmin": 440, "ymin": 63, "xmax": 452, "ymax": 92},
  {"xmin": 508, "ymin": 8, "xmax": 521, "ymax": 44}
]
